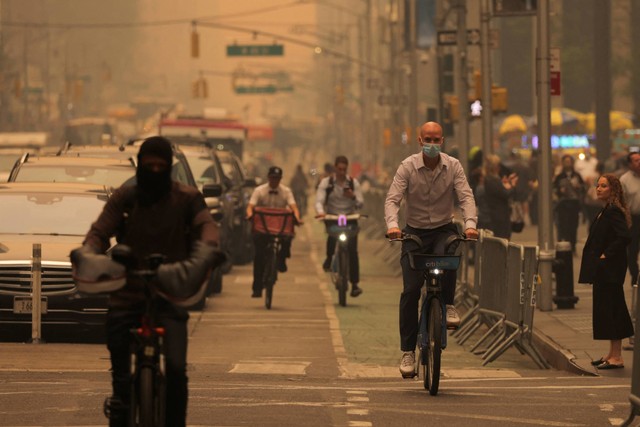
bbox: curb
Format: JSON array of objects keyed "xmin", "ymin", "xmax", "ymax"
[{"xmin": 531, "ymin": 328, "xmax": 598, "ymax": 376}]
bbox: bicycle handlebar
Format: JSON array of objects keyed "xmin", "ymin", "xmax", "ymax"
[{"xmin": 316, "ymin": 213, "xmax": 367, "ymax": 221}]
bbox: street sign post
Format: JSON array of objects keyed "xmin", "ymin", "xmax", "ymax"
[
  {"xmin": 550, "ymin": 48, "xmax": 561, "ymax": 96},
  {"xmin": 227, "ymin": 44, "xmax": 284, "ymax": 57}
]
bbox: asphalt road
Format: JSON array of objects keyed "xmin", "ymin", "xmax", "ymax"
[{"xmin": 0, "ymin": 221, "xmax": 638, "ymax": 426}]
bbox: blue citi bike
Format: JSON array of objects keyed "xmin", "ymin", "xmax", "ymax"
[{"xmin": 391, "ymin": 232, "xmax": 472, "ymax": 396}]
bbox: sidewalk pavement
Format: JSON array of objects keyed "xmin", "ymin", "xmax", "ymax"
[{"xmin": 509, "ymin": 220, "xmax": 636, "ymax": 377}]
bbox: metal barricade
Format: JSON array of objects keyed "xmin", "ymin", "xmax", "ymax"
[
  {"xmin": 480, "ymin": 243, "xmax": 548, "ymax": 368},
  {"xmin": 457, "ymin": 235, "xmax": 509, "ymax": 348},
  {"xmin": 623, "ymin": 292, "xmax": 640, "ymax": 425}
]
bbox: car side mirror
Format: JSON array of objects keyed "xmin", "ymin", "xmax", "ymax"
[{"xmin": 202, "ymin": 183, "xmax": 223, "ymax": 198}]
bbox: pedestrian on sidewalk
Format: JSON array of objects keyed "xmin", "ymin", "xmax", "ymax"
[
  {"xmin": 578, "ymin": 173, "xmax": 634, "ymax": 370},
  {"xmin": 483, "ymin": 154, "xmax": 518, "ymax": 239},
  {"xmin": 553, "ymin": 154, "xmax": 586, "ymax": 254}
]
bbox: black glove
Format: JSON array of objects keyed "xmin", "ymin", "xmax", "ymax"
[{"xmin": 156, "ymin": 241, "xmax": 226, "ymax": 299}]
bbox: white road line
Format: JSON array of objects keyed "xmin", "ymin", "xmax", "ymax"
[
  {"xmin": 347, "ymin": 409, "xmax": 370, "ymax": 416},
  {"xmin": 347, "ymin": 396, "xmax": 370, "ymax": 402},
  {"xmin": 600, "ymin": 404, "xmax": 614, "ymax": 412},
  {"xmin": 373, "ymin": 406, "xmax": 585, "ymax": 426},
  {"xmin": 608, "ymin": 418, "xmax": 624, "ymax": 426},
  {"xmin": 307, "ymin": 223, "xmax": 350, "ymax": 377}
]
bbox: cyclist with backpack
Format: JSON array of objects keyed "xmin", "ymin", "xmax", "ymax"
[
  {"xmin": 315, "ymin": 155, "xmax": 364, "ymax": 297},
  {"xmin": 74, "ymin": 136, "xmax": 222, "ymax": 427}
]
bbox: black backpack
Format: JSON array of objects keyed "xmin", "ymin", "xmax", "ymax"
[{"xmin": 325, "ymin": 176, "xmax": 354, "ymax": 199}]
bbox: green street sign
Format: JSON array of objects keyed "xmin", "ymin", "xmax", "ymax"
[
  {"xmin": 234, "ymin": 85, "xmax": 277, "ymax": 94},
  {"xmin": 227, "ymin": 44, "xmax": 284, "ymax": 57}
]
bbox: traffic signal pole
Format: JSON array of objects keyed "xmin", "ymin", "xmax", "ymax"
[
  {"xmin": 536, "ymin": 0, "xmax": 554, "ymax": 312},
  {"xmin": 455, "ymin": 0, "xmax": 469, "ymax": 173},
  {"xmin": 480, "ymin": 0, "xmax": 493, "ymax": 156}
]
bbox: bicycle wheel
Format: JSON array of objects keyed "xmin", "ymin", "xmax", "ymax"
[
  {"xmin": 263, "ymin": 245, "xmax": 276, "ymax": 310},
  {"xmin": 337, "ymin": 246, "xmax": 349, "ymax": 307},
  {"xmin": 426, "ymin": 297, "xmax": 442, "ymax": 395},
  {"xmin": 137, "ymin": 366, "xmax": 155, "ymax": 427}
]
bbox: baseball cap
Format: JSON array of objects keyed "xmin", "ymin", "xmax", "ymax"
[{"xmin": 268, "ymin": 166, "xmax": 283, "ymax": 178}]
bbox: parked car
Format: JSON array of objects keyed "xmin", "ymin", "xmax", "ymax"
[
  {"xmin": 215, "ymin": 150, "xmax": 257, "ymax": 264},
  {"xmin": 10, "ymin": 145, "xmax": 223, "ymax": 308},
  {"xmin": 177, "ymin": 143, "xmax": 233, "ymax": 287},
  {"xmin": 0, "ymin": 182, "xmax": 110, "ymax": 337},
  {"xmin": 0, "ymin": 132, "xmax": 49, "ymax": 181}
]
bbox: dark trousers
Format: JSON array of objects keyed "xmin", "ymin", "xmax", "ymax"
[
  {"xmin": 555, "ymin": 199, "xmax": 581, "ymax": 251},
  {"xmin": 627, "ymin": 215, "xmax": 640, "ymax": 285},
  {"xmin": 252, "ymin": 233, "xmax": 291, "ymax": 293},
  {"xmin": 106, "ymin": 301, "xmax": 189, "ymax": 427},
  {"xmin": 325, "ymin": 220, "xmax": 360, "ymax": 284},
  {"xmin": 399, "ymin": 223, "xmax": 458, "ymax": 351}
]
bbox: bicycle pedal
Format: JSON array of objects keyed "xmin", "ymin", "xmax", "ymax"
[
  {"xmin": 447, "ymin": 325, "xmax": 459, "ymax": 331},
  {"xmin": 401, "ymin": 371, "xmax": 417, "ymax": 379}
]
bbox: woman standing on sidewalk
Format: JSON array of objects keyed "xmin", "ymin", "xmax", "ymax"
[{"xmin": 578, "ymin": 173, "xmax": 634, "ymax": 370}]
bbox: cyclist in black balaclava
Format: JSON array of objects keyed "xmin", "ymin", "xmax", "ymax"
[
  {"xmin": 136, "ymin": 136, "xmax": 173, "ymax": 205},
  {"xmin": 77, "ymin": 135, "xmax": 222, "ymax": 427}
]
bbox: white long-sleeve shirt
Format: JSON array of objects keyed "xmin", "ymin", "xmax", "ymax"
[
  {"xmin": 384, "ymin": 152, "xmax": 477, "ymax": 230},
  {"xmin": 315, "ymin": 174, "xmax": 363, "ymax": 215}
]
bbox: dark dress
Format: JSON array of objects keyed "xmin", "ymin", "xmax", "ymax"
[{"xmin": 578, "ymin": 204, "xmax": 634, "ymax": 340}]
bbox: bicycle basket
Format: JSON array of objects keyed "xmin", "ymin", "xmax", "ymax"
[
  {"xmin": 252, "ymin": 207, "xmax": 295, "ymax": 236},
  {"xmin": 408, "ymin": 254, "xmax": 460, "ymax": 271}
]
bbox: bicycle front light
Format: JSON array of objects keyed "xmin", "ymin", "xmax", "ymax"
[
  {"xmin": 338, "ymin": 233, "xmax": 347, "ymax": 242},
  {"xmin": 429, "ymin": 268, "xmax": 442, "ymax": 276}
]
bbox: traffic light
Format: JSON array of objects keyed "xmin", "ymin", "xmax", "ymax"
[
  {"xmin": 472, "ymin": 71, "xmax": 509, "ymax": 114},
  {"xmin": 13, "ymin": 78, "xmax": 21, "ymax": 99},
  {"xmin": 191, "ymin": 78, "xmax": 208, "ymax": 98},
  {"xmin": 492, "ymin": 87, "xmax": 508, "ymax": 112},
  {"xmin": 383, "ymin": 128, "xmax": 391, "ymax": 147},
  {"xmin": 445, "ymin": 96, "xmax": 459, "ymax": 123},
  {"xmin": 191, "ymin": 27, "xmax": 200, "ymax": 58},
  {"xmin": 334, "ymin": 85, "xmax": 344, "ymax": 105}
]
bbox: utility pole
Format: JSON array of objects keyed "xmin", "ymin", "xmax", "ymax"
[
  {"xmin": 409, "ymin": 0, "xmax": 418, "ymax": 148},
  {"xmin": 593, "ymin": 0, "xmax": 611, "ymax": 165},
  {"xmin": 455, "ymin": 0, "xmax": 469, "ymax": 173},
  {"xmin": 536, "ymin": 0, "xmax": 554, "ymax": 312},
  {"xmin": 480, "ymin": 0, "xmax": 492, "ymax": 156}
]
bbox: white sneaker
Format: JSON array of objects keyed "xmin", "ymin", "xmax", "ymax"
[
  {"xmin": 399, "ymin": 351, "xmax": 416, "ymax": 378},
  {"xmin": 446, "ymin": 305, "xmax": 461, "ymax": 329}
]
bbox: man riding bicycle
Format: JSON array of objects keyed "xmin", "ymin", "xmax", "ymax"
[
  {"xmin": 246, "ymin": 166, "xmax": 301, "ymax": 298},
  {"xmin": 315, "ymin": 155, "xmax": 364, "ymax": 297},
  {"xmin": 75, "ymin": 136, "xmax": 221, "ymax": 426},
  {"xmin": 384, "ymin": 122, "xmax": 478, "ymax": 378}
]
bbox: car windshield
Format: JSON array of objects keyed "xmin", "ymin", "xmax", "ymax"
[
  {"xmin": 14, "ymin": 165, "xmax": 135, "ymax": 188},
  {"xmin": 183, "ymin": 155, "xmax": 219, "ymax": 186},
  {"xmin": 0, "ymin": 193, "xmax": 105, "ymax": 235}
]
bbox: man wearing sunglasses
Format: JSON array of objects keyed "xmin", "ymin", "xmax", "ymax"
[{"xmin": 384, "ymin": 121, "xmax": 478, "ymax": 378}]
